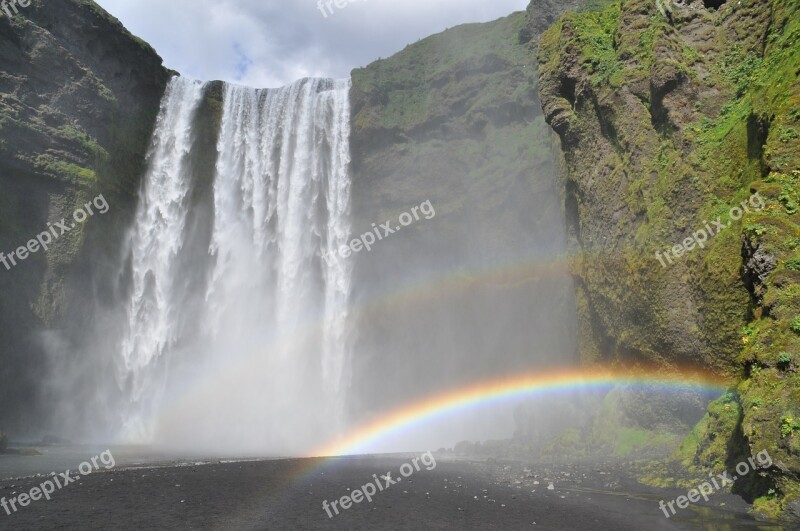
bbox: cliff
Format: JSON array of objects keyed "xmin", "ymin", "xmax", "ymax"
[
  {"xmin": 539, "ymin": 0, "xmax": 800, "ymax": 517},
  {"xmin": 347, "ymin": 4, "xmax": 581, "ymax": 421},
  {"xmin": 0, "ymin": 0, "xmax": 170, "ymax": 433},
  {"xmin": 2, "ymin": 0, "xmax": 798, "ymax": 517}
]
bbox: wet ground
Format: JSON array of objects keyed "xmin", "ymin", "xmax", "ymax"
[{"xmin": 0, "ymin": 450, "xmax": 784, "ymax": 530}]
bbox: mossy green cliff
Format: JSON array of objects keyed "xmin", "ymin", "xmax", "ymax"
[{"xmin": 539, "ymin": 0, "xmax": 800, "ymax": 518}]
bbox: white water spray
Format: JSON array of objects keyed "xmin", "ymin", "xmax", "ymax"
[{"xmin": 116, "ymin": 77, "xmax": 353, "ymax": 454}]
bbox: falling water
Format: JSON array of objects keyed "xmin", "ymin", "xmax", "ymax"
[
  {"xmin": 118, "ymin": 77, "xmax": 206, "ymax": 437},
  {"xmin": 116, "ymin": 77, "xmax": 353, "ymax": 454}
]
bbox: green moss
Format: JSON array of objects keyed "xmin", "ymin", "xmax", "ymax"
[
  {"xmin": 558, "ymin": 3, "xmax": 625, "ymax": 87},
  {"xmin": 541, "ymin": 427, "xmax": 588, "ymax": 458},
  {"xmin": 577, "ymin": 0, "xmax": 616, "ymax": 13},
  {"xmin": 780, "ymin": 416, "xmax": 800, "ymax": 438},
  {"xmin": 33, "ymin": 153, "xmax": 96, "ymax": 183},
  {"xmin": 543, "ymin": 388, "xmax": 687, "ymax": 461},
  {"xmin": 615, "ymin": 427, "xmax": 678, "ymax": 456},
  {"xmin": 55, "ymin": 125, "xmax": 108, "ymax": 159},
  {"xmin": 540, "ymin": 0, "xmax": 800, "ymax": 513},
  {"xmin": 352, "ymin": 12, "xmax": 534, "ymax": 132},
  {"xmin": 780, "ymin": 127, "xmax": 800, "ymax": 143},
  {"xmin": 717, "ymin": 48, "xmax": 764, "ymax": 99}
]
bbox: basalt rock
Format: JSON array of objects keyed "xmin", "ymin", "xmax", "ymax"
[
  {"xmin": 0, "ymin": 0, "xmax": 170, "ymax": 434},
  {"xmin": 539, "ymin": 0, "xmax": 800, "ymax": 518}
]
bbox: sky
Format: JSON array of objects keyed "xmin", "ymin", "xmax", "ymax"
[{"xmin": 93, "ymin": 0, "xmax": 530, "ymax": 88}]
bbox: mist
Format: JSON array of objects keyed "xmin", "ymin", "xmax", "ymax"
[{"xmin": 39, "ymin": 45, "xmax": 578, "ymax": 456}]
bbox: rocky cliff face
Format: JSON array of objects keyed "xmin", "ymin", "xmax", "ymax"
[
  {"xmin": 0, "ymin": 0, "xmax": 170, "ymax": 433},
  {"xmin": 4, "ymin": 0, "xmax": 798, "ymax": 515},
  {"xmin": 539, "ymin": 0, "xmax": 800, "ymax": 517},
  {"xmin": 347, "ymin": 5, "xmax": 581, "ymax": 425}
]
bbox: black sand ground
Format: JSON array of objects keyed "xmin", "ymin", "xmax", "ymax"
[{"xmin": 0, "ymin": 455, "xmax": 783, "ymax": 530}]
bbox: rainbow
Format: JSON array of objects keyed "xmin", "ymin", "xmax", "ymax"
[{"xmin": 311, "ymin": 367, "xmax": 730, "ymax": 457}]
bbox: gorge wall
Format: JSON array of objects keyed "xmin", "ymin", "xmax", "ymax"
[
  {"xmin": 346, "ymin": 2, "xmax": 582, "ymax": 444},
  {"xmin": 538, "ymin": 0, "xmax": 800, "ymax": 517},
  {"xmin": 0, "ymin": 0, "xmax": 170, "ymax": 433},
  {"xmin": 2, "ymin": 0, "xmax": 799, "ymax": 518}
]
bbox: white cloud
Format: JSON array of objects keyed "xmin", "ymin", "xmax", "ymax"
[{"xmin": 93, "ymin": 0, "xmax": 529, "ymax": 88}]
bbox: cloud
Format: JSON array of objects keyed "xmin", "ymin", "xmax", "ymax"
[{"xmin": 93, "ymin": 0, "xmax": 529, "ymax": 88}]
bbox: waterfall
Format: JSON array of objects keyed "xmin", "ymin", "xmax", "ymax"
[
  {"xmin": 116, "ymin": 76, "xmax": 353, "ymax": 454},
  {"xmin": 118, "ymin": 77, "xmax": 206, "ymax": 437}
]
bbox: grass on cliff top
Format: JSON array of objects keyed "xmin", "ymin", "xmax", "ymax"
[
  {"xmin": 359, "ymin": 11, "xmax": 532, "ymax": 81},
  {"xmin": 352, "ymin": 12, "xmax": 534, "ymax": 131}
]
